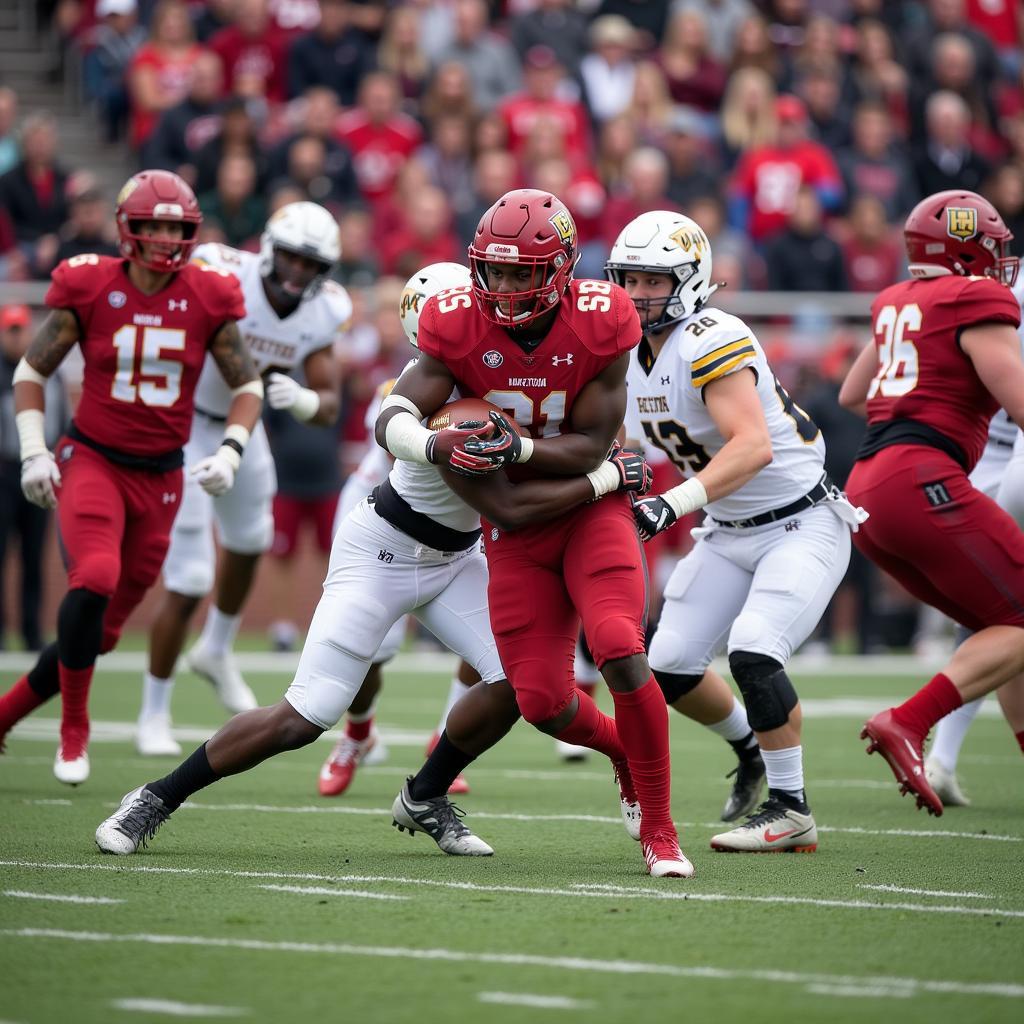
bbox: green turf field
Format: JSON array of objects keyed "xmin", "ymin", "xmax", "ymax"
[{"xmin": 1, "ymin": 650, "xmax": 1022, "ymax": 1023}]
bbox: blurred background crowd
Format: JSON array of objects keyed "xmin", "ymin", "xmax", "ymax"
[{"xmin": 1, "ymin": 0, "xmax": 1022, "ymax": 655}]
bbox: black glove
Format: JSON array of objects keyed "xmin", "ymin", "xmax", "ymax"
[
  {"xmin": 632, "ymin": 494, "xmax": 678, "ymax": 541},
  {"xmin": 452, "ymin": 411, "xmax": 524, "ymax": 475},
  {"xmin": 607, "ymin": 444, "xmax": 653, "ymax": 495}
]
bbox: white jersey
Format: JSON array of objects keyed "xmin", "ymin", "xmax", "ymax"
[
  {"xmin": 625, "ymin": 308, "xmax": 825, "ymax": 522},
  {"xmin": 190, "ymin": 243, "xmax": 352, "ymax": 416},
  {"xmin": 388, "ymin": 359, "xmax": 481, "ymax": 533}
]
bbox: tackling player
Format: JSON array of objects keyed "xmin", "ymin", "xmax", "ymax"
[
  {"xmin": 0, "ymin": 170, "xmax": 262, "ymax": 783},
  {"xmin": 840, "ymin": 189, "xmax": 1024, "ymax": 815},
  {"xmin": 135, "ymin": 202, "xmax": 349, "ymax": 757},
  {"xmin": 611, "ymin": 211, "xmax": 867, "ymax": 852}
]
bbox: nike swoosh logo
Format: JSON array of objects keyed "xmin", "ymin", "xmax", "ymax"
[
  {"xmin": 764, "ymin": 827, "xmax": 798, "ymax": 843},
  {"xmin": 902, "ymin": 737, "xmax": 922, "ymax": 762}
]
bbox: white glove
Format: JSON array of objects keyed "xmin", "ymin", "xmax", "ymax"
[
  {"xmin": 191, "ymin": 450, "xmax": 237, "ymax": 496},
  {"xmin": 266, "ymin": 372, "xmax": 319, "ymax": 421},
  {"xmin": 21, "ymin": 453, "xmax": 62, "ymax": 509}
]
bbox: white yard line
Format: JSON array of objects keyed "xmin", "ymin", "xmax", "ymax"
[
  {"xmin": 258, "ymin": 884, "xmax": 408, "ymax": 902},
  {"xmin": 477, "ymin": 992, "xmax": 593, "ymax": 1010},
  {"xmin": 805, "ymin": 983, "xmax": 914, "ymax": 999},
  {"xmin": 858, "ymin": 884, "xmax": 995, "ymax": 900},
  {"xmin": 3, "ymin": 928, "xmax": 1022, "ymax": 1001},
  {"xmin": 111, "ymin": 998, "xmax": 246, "ymax": 1017},
  {"xmin": 3, "ymin": 890, "xmax": 123, "ymax": 905}
]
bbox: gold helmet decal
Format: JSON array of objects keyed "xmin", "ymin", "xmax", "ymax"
[
  {"xmin": 400, "ymin": 287, "xmax": 422, "ymax": 319},
  {"xmin": 549, "ymin": 209, "xmax": 576, "ymax": 247},
  {"xmin": 669, "ymin": 226, "xmax": 709, "ymax": 256},
  {"xmin": 946, "ymin": 207, "xmax": 977, "ymax": 241}
]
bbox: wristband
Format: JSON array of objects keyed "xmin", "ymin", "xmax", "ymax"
[
  {"xmin": 16, "ymin": 409, "xmax": 48, "ymax": 462},
  {"xmin": 231, "ymin": 378, "xmax": 264, "ymax": 400},
  {"xmin": 663, "ymin": 477, "xmax": 709, "ymax": 518},
  {"xmin": 517, "ymin": 434, "xmax": 535, "ymax": 463},
  {"xmin": 291, "ymin": 386, "xmax": 320, "ymax": 422},
  {"xmin": 586, "ymin": 460, "xmax": 620, "ymax": 498}
]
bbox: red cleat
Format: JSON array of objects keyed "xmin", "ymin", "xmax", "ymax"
[
  {"xmin": 861, "ymin": 709, "xmax": 943, "ymax": 816},
  {"xmin": 318, "ymin": 734, "xmax": 375, "ymax": 797}
]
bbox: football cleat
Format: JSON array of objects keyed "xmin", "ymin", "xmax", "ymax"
[
  {"xmin": 721, "ymin": 754, "xmax": 766, "ymax": 822},
  {"xmin": 424, "ymin": 731, "xmax": 471, "ymax": 795},
  {"xmin": 95, "ymin": 786, "xmax": 170, "ymax": 855},
  {"xmin": 710, "ymin": 798, "xmax": 817, "ymax": 853},
  {"xmin": 643, "ymin": 831, "xmax": 695, "ymax": 878},
  {"xmin": 360, "ymin": 729, "xmax": 389, "ymax": 766},
  {"xmin": 318, "ymin": 733, "xmax": 376, "ymax": 797},
  {"xmin": 185, "ymin": 646, "xmax": 258, "ymax": 715},
  {"xmin": 135, "ymin": 713, "xmax": 183, "ymax": 757},
  {"xmin": 53, "ymin": 745, "xmax": 90, "ymax": 786},
  {"xmin": 391, "ymin": 777, "xmax": 493, "ymax": 856},
  {"xmin": 555, "ymin": 738, "xmax": 590, "ymax": 762},
  {"xmin": 924, "ymin": 757, "xmax": 971, "ymax": 807},
  {"xmin": 614, "ymin": 760, "xmax": 642, "ymax": 841},
  {"xmin": 861, "ymin": 709, "xmax": 943, "ymax": 816}
]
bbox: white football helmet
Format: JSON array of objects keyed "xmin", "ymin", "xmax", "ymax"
[
  {"xmin": 399, "ymin": 262, "xmax": 472, "ymax": 348},
  {"xmin": 605, "ymin": 210, "xmax": 718, "ymax": 330},
  {"xmin": 259, "ymin": 201, "xmax": 341, "ymax": 302}
]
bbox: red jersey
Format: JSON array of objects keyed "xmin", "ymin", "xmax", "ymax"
[
  {"xmin": 417, "ymin": 279, "xmax": 641, "ymax": 451},
  {"xmin": 335, "ymin": 110, "xmax": 423, "ymax": 202},
  {"xmin": 46, "ymin": 255, "xmax": 245, "ymax": 457},
  {"xmin": 864, "ymin": 275, "xmax": 1020, "ymax": 471},
  {"xmin": 208, "ymin": 26, "xmax": 289, "ymax": 103}
]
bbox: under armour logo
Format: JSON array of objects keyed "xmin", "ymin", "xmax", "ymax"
[
  {"xmin": 785, "ymin": 520, "xmax": 800, "ymax": 531},
  {"xmin": 552, "ymin": 353, "xmax": 574, "ymax": 367},
  {"xmin": 661, "ymin": 375, "xmax": 671, "ymax": 385},
  {"xmin": 377, "ymin": 549, "xmax": 394, "ymax": 563},
  {"xmin": 168, "ymin": 299, "xmax": 188, "ymax": 312},
  {"xmin": 162, "ymin": 492, "xmax": 177, "ymax": 504}
]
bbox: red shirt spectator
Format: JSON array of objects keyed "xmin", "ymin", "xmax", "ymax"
[
  {"xmin": 376, "ymin": 186, "xmax": 460, "ymax": 278},
  {"xmin": 209, "ymin": 0, "xmax": 289, "ymax": 103},
  {"xmin": 841, "ymin": 194, "xmax": 904, "ymax": 293},
  {"xmin": 336, "ymin": 72, "xmax": 423, "ymax": 202},
  {"xmin": 601, "ymin": 146, "xmax": 680, "ymax": 247},
  {"xmin": 965, "ymin": 0, "xmax": 1018, "ymax": 50}
]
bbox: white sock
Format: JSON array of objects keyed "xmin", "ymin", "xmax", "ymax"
[
  {"xmin": 928, "ymin": 698, "xmax": 985, "ymax": 771},
  {"xmin": 762, "ymin": 745, "xmax": 804, "ymax": 798},
  {"xmin": 437, "ymin": 676, "xmax": 471, "ymax": 733},
  {"xmin": 140, "ymin": 671, "xmax": 174, "ymax": 720},
  {"xmin": 705, "ymin": 697, "xmax": 754, "ymax": 744},
  {"xmin": 198, "ymin": 605, "xmax": 242, "ymax": 658}
]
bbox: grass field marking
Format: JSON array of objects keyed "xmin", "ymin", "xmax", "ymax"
[
  {"xmin": 858, "ymin": 884, "xmax": 996, "ymax": 900},
  {"xmin": 111, "ymin": 998, "xmax": 247, "ymax": 1017},
  {"xmin": 3, "ymin": 889, "xmax": 124, "ymax": 905},
  {"xmin": 5, "ymin": 928, "xmax": 1024, "ymax": 1001},
  {"xmin": 258, "ymin": 884, "xmax": 409, "ymax": 902},
  {"xmin": 477, "ymin": 992, "xmax": 594, "ymax": 1010},
  {"xmin": 805, "ymin": 983, "xmax": 914, "ymax": 1000}
]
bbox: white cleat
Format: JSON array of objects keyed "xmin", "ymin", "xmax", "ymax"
[
  {"xmin": 95, "ymin": 786, "xmax": 170, "ymax": 855},
  {"xmin": 53, "ymin": 746, "xmax": 90, "ymax": 786},
  {"xmin": 185, "ymin": 646, "xmax": 257, "ymax": 714},
  {"xmin": 360, "ymin": 729, "xmax": 389, "ymax": 766},
  {"xmin": 391, "ymin": 777, "xmax": 493, "ymax": 856},
  {"xmin": 135, "ymin": 713, "xmax": 183, "ymax": 757},
  {"xmin": 614, "ymin": 762, "xmax": 642, "ymax": 841},
  {"xmin": 711, "ymin": 799, "xmax": 818, "ymax": 853},
  {"xmin": 643, "ymin": 832, "xmax": 695, "ymax": 878},
  {"xmin": 555, "ymin": 738, "xmax": 589, "ymax": 762},
  {"xmin": 925, "ymin": 757, "xmax": 971, "ymax": 807}
]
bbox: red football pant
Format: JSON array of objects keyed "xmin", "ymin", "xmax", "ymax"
[{"xmin": 847, "ymin": 446, "xmax": 1024, "ymax": 631}]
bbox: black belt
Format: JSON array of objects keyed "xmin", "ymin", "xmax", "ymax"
[
  {"xmin": 712, "ymin": 474, "xmax": 835, "ymax": 530},
  {"xmin": 369, "ymin": 477, "xmax": 481, "ymax": 552},
  {"xmin": 990, "ymin": 437, "xmax": 1015, "ymax": 449},
  {"xmin": 67, "ymin": 422, "xmax": 183, "ymax": 473},
  {"xmin": 195, "ymin": 405, "xmax": 227, "ymax": 423},
  {"xmin": 856, "ymin": 418, "xmax": 969, "ymax": 472}
]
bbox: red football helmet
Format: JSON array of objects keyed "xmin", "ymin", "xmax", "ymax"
[
  {"xmin": 468, "ymin": 189, "xmax": 578, "ymax": 326},
  {"xmin": 115, "ymin": 169, "xmax": 202, "ymax": 273},
  {"xmin": 904, "ymin": 189, "xmax": 1018, "ymax": 287}
]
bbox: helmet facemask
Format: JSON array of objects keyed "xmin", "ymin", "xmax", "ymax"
[
  {"xmin": 263, "ymin": 245, "xmax": 332, "ymax": 307},
  {"xmin": 469, "ymin": 249, "xmax": 573, "ymax": 327},
  {"xmin": 120, "ymin": 217, "xmax": 198, "ymax": 273}
]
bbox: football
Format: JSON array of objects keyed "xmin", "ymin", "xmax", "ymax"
[{"xmin": 427, "ymin": 397, "xmax": 520, "ymax": 434}]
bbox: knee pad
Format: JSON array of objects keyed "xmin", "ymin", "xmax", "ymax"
[
  {"xmin": 219, "ymin": 509, "xmax": 274, "ymax": 556},
  {"xmin": 69, "ymin": 551, "xmax": 119, "ymax": 598},
  {"xmin": 163, "ymin": 528, "xmax": 215, "ymax": 598},
  {"xmin": 586, "ymin": 613, "xmax": 644, "ymax": 669},
  {"xmin": 57, "ymin": 588, "xmax": 110, "ymax": 670},
  {"xmin": 728, "ymin": 651, "xmax": 798, "ymax": 732},
  {"xmin": 653, "ymin": 669, "xmax": 704, "ymax": 704},
  {"xmin": 515, "ymin": 682, "xmax": 572, "ymax": 726},
  {"xmin": 647, "ymin": 622, "xmax": 712, "ymax": 680}
]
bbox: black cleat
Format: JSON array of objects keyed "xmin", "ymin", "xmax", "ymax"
[{"xmin": 721, "ymin": 753, "xmax": 766, "ymax": 822}]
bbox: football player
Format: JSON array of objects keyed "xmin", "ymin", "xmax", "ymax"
[
  {"xmin": 0, "ymin": 170, "xmax": 263, "ymax": 783},
  {"xmin": 134, "ymin": 202, "xmax": 349, "ymax": 757},
  {"xmin": 612, "ymin": 211, "xmax": 866, "ymax": 852},
  {"xmin": 94, "ymin": 260, "xmax": 648, "ymax": 856},
  {"xmin": 840, "ymin": 189, "xmax": 1024, "ymax": 815},
  {"xmin": 376, "ymin": 189, "xmax": 693, "ymax": 878}
]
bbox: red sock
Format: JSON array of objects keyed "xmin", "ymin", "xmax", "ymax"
[
  {"xmin": 346, "ymin": 716, "xmax": 373, "ymax": 742},
  {"xmin": 0, "ymin": 677, "xmax": 46, "ymax": 738},
  {"xmin": 554, "ymin": 687, "xmax": 626, "ymax": 762},
  {"xmin": 611, "ymin": 677, "xmax": 674, "ymax": 836},
  {"xmin": 1015, "ymin": 730, "xmax": 1024, "ymax": 755},
  {"xmin": 59, "ymin": 663, "xmax": 95, "ymax": 751},
  {"xmin": 892, "ymin": 673, "xmax": 963, "ymax": 736}
]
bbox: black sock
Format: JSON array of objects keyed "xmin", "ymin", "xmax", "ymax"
[
  {"xmin": 728, "ymin": 730, "xmax": 761, "ymax": 763},
  {"xmin": 769, "ymin": 786, "xmax": 810, "ymax": 814},
  {"xmin": 27, "ymin": 642, "xmax": 61, "ymax": 700},
  {"xmin": 147, "ymin": 743, "xmax": 220, "ymax": 812},
  {"xmin": 409, "ymin": 731, "xmax": 473, "ymax": 801}
]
